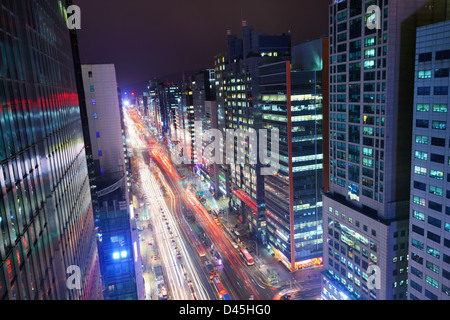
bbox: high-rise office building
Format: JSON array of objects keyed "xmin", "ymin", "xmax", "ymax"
[
  {"xmin": 408, "ymin": 20, "xmax": 450, "ymax": 300},
  {"xmin": 322, "ymin": 0, "xmax": 448, "ymax": 300},
  {"xmin": 80, "ymin": 64, "xmax": 144, "ymax": 300},
  {"xmin": 223, "ymin": 24, "xmax": 291, "ymax": 243},
  {"xmin": 178, "ymin": 76, "xmax": 195, "ymax": 163},
  {"xmin": 214, "ymin": 52, "xmax": 231, "ymax": 198},
  {"xmin": 260, "ymin": 38, "xmax": 327, "ymax": 272},
  {"xmin": 148, "ymin": 80, "xmax": 181, "ymax": 148},
  {"xmin": 0, "ymin": 0, "xmax": 101, "ymax": 300},
  {"xmin": 192, "ymin": 69, "xmax": 220, "ymax": 197}
]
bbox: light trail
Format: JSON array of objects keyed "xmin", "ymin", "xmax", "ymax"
[{"xmin": 126, "ymin": 109, "xmax": 212, "ymax": 300}]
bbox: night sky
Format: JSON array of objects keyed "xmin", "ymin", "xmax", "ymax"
[{"xmin": 73, "ymin": 0, "xmax": 330, "ymax": 93}]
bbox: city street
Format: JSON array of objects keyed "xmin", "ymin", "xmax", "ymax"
[{"xmin": 126, "ymin": 108, "xmax": 323, "ymax": 301}]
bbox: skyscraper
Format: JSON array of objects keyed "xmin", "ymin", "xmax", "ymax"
[
  {"xmin": 223, "ymin": 24, "xmax": 291, "ymax": 243},
  {"xmin": 260, "ymin": 38, "xmax": 326, "ymax": 272},
  {"xmin": 322, "ymin": 0, "xmax": 449, "ymax": 300},
  {"xmin": 0, "ymin": 0, "xmax": 101, "ymax": 300},
  {"xmin": 408, "ymin": 20, "xmax": 450, "ymax": 300},
  {"xmin": 192, "ymin": 69, "xmax": 219, "ymax": 197},
  {"xmin": 80, "ymin": 64, "xmax": 144, "ymax": 300}
]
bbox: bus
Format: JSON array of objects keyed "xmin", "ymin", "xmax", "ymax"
[
  {"xmin": 211, "ymin": 275, "xmax": 226, "ymax": 298},
  {"xmin": 240, "ymin": 248, "xmax": 254, "ymax": 266},
  {"xmin": 194, "ymin": 240, "xmax": 206, "ymax": 257}
]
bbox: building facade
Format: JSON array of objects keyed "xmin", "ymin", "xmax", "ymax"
[
  {"xmin": 222, "ymin": 24, "xmax": 291, "ymax": 243},
  {"xmin": 408, "ymin": 20, "xmax": 450, "ymax": 300},
  {"xmin": 322, "ymin": 0, "xmax": 449, "ymax": 300},
  {"xmin": 0, "ymin": 0, "xmax": 102, "ymax": 300},
  {"xmin": 80, "ymin": 64, "xmax": 144, "ymax": 300},
  {"xmin": 260, "ymin": 38, "xmax": 326, "ymax": 272}
]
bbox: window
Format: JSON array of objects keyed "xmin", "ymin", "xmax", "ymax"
[
  {"xmin": 416, "ymin": 120, "xmax": 429, "ymax": 128},
  {"xmin": 430, "ymin": 169, "xmax": 444, "ymax": 180},
  {"xmin": 413, "ymin": 210, "xmax": 425, "ymax": 221},
  {"xmin": 413, "ymin": 180, "xmax": 426, "ymax": 191},
  {"xmin": 414, "ymin": 166, "xmax": 427, "ymax": 176},
  {"xmin": 411, "ymin": 266, "xmax": 423, "ymax": 279},
  {"xmin": 90, "ymin": 85, "xmax": 95, "ymax": 92},
  {"xmin": 363, "ymin": 60, "xmax": 375, "ymax": 70},
  {"xmin": 425, "ymin": 275, "xmax": 439, "ymax": 288},
  {"xmin": 88, "ymin": 71, "xmax": 93, "ymax": 77},
  {"xmin": 436, "ymin": 49, "xmax": 450, "ymax": 60},
  {"xmin": 432, "ymin": 121, "xmax": 447, "ymax": 130},
  {"xmin": 412, "ymin": 224, "xmax": 424, "ymax": 236},
  {"xmin": 429, "ymin": 201, "xmax": 442, "ymax": 212},
  {"xmin": 414, "ymin": 151, "xmax": 428, "ymax": 160},
  {"xmin": 418, "ymin": 52, "xmax": 432, "ymax": 62},
  {"xmin": 96, "ymin": 132, "xmax": 100, "ymax": 138},
  {"xmin": 427, "ymin": 246, "xmax": 440, "ymax": 259},
  {"xmin": 364, "ymin": 49, "xmax": 376, "ymax": 58},
  {"xmin": 428, "ymin": 216, "xmax": 442, "ymax": 228},
  {"xmin": 93, "ymin": 113, "xmax": 98, "ymax": 119},
  {"xmin": 415, "ymin": 135, "xmax": 428, "ymax": 144},
  {"xmin": 435, "ymin": 68, "xmax": 449, "ymax": 78},
  {"xmin": 430, "ymin": 153, "xmax": 445, "ymax": 164},
  {"xmin": 416, "ymin": 103, "xmax": 430, "ymax": 112},
  {"xmin": 434, "ymin": 86, "xmax": 448, "ymax": 95},
  {"xmin": 418, "ymin": 70, "xmax": 432, "ymax": 79},
  {"xmin": 426, "ymin": 261, "xmax": 440, "ymax": 274},
  {"xmin": 428, "ymin": 231, "xmax": 441, "ymax": 244},
  {"xmin": 364, "ymin": 37, "xmax": 375, "ymax": 47},
  {"xmin": 98, "ymin": 150, "xmax": 102, "ymax": 156},
  {"xmin": 413, "ymin": 195, "xmax": 426, "ymax": 207},
  {"xmin": 433, "ymin": 104, "xmax": 447, "ymax": 113},
  {"xmin": 417, "ymin": 87, "xmax": 431, "ymax": 95},
  {"xmin": 431, "ymin": 137, "xmax": 446, "ymax": 147},
  {"xmin": 429, "ymin": 185, "xmax": 443, "ymax": 197},
  {"xmin": 92, "ymin": 99, "xmax": 96, "ymax": 105}
]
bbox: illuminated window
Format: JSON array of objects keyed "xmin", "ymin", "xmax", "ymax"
[
  {"xmin": 416, "ymin": 103, "xmax": 430, "ymax": 112},
  {"xmin": 414, "ymin": 151, "xmax": 428, "ymax": 160},
  {"xmin": 413, "ymin": 195, "xmax": 426, "ymax": 207},
  {"xmin": 364, "ymin": 49, "xmax": 376, "ymax": 58},
  {"xmin": 415, "ymin": 135, "xmax": 428, "ymax": 144},
  {"xmin": 413, "ymin": 210, "xmax": 425, "ymax": 221},
  {"xmin": 363, "ymin": 60, "xmax": 375, "ymax": 70},
  {"xmin": 432, "ymin": 104, "xmax": 447, "ymax": 112},
  {"xmin": 432, "ymin": 121, "xmax": 446, "ymax": 130},
  {"xmin": 414, "ymin": 166, "xmax": 427, "ymax": 176},
  {"xmin": 418, "ymin": 70, "xmax": 431, "ymax": 79}
]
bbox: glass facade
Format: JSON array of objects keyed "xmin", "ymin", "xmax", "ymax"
[
  {"xmin": 260, "ymin": 59, "xmax": 324, "ymax": 271},
  {"xmin": 0, "ymin": 0, "xmax": 100, "ymax": 299}
]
